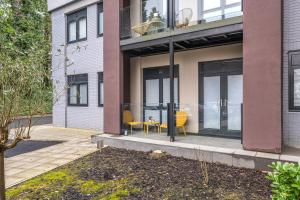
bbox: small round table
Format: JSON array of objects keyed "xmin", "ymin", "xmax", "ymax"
[{"xmin": 143, "ymin": 121, "xmax": 160, "ymax": 135}]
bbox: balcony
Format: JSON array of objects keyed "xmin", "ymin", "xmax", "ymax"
[
  {"xmin": 120, "ymin": 0, "xmax": 243, "ymax": 42},
  {"xmin": 121, "ymin": 102, "xmax": 243, "ymax": 140}
]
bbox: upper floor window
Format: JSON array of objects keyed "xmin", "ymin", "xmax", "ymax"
[
  {"xmin": 201, "ymin": 0, "xmax": 242, "ymax": 22},
  {"xmin": 98, "ymin": 72, "xmax": 104, "ymax": 106},
  {"xmin": 98, "ymin": 3, "xmax": 104, "ymax": 36},
  {"xmin": 289, "ymin": 51, "xmax": 300, "ymax": 111},
  {"xmin": 68, "ymin": 74, "xmax": 88, "ymax": 106},
  {"xmin": 67, "ymin": 9, "xmax": 87, "ymax": 43}
]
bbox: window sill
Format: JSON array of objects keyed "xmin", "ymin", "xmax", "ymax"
[
  {"xmin": 288, "ymin": 109, "xmax": 300, "ymax": 113},
  {"xmin": 67, "ymin": 38, "xmax": 87, "ymax": 45},
  {"xmin": 68, "ymin": 104, "xmax": 89, "ymax": 107}
]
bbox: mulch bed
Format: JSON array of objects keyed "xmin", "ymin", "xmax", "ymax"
[{"xmin": 7, "ymin": 147, "xmax": 271, "ymax": 200}]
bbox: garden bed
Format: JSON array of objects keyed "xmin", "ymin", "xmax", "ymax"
[{"xmin": 7, "ymin": 147, "xmax": 271, "ymax": 199}]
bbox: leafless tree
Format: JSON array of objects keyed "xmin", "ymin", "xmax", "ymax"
[
  {"xmin": 0, "ymin": 42, "xmax": 87, "ymax": 199},
  {"xmin": 0, "ymin": 51, "xmax": 52, "ymax": 199}
]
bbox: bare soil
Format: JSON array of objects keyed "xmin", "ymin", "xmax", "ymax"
[{"xmin": 7, "ymin": 147, "xmax": 271, "ymax": 200}]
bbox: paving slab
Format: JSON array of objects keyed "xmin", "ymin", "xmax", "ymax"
[{"xmin": 4, "ymin": 125, "xmax": 99, "ymax": 188}]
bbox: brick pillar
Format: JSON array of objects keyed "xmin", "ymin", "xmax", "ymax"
[{"xmin": 243, "ymin": 0, "xmax": 282, "ymax": 153}]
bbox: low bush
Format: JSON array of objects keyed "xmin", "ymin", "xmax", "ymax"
[{"xmin": 267, "ymin": 162, "xmax": 300, "ymax": 200}]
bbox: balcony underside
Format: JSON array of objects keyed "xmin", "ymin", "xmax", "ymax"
[{"xmin": 121, "ymin": 22, "xmax": 243, "ymax": 57}]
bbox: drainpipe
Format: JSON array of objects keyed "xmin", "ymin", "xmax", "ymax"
[
  {"xmin": 64, "ymin": 15, "xmax": 68, "ymax": 128},
  {"xmin": 64, "ymin": 43, "xmax": 68, "ymax": 128}
]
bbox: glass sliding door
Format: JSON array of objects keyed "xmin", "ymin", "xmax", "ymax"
[
  {"xmin": 144, "ymin": 79, "xmax": 160, "ymax": 122},
  {"xmin": 162, "ymin": 77, "xmax": 178, "ymax": 123},
  {"xmin": 203, "ymin": 76, "xmax": 221, "ymax": 129},
  {"xmin": 227, "ymin": 75, "xmax": 243, "ymax": 131},
  {"xmin": 144, "ymin": 66, "xmax": 179, "ymax": 124},
  {"xmin": 199, "ymin": 59, "xmax": 243, "ymax": 138}
]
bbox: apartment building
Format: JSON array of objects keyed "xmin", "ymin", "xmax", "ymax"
[
  {"xmin": 49, "ymin": 0, "xmax": 104, "ymax": 130},
  {"xmin": 48, "ymin": 0, "xmax": 300, "ymax": 153}
]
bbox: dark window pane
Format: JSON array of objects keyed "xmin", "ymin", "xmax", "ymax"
[
  {"xmin": 67, "ymin": 8, "xmax": 87, "ymax": 43},
  {"xmin": 68, "ymin": 74, "xmax": 88, "ymax": 106},
  {"xmin": 70, "ymin": 85, "xmax": 78, "ymax": 104},
  {"xmin": 78, "ymin": 18, "xmax": 87, "ymax": 39},
  {"xmin": 99, "ymin": 12, "xmax": 104, "ymax": 35},
  {"xmin": 100, "ymin": 82, "xmax": 104, "ymax": 105},
  {"xmin": 68, "ymin": 74, "xmax": 88, "ymax": 83},
  {"xmin": 68, "ymin": 21, "xmax": 76, "ymax": 42},
  {"xmin": 79, "ymin": 84, "xmax": 88, "ymax": 104},
  {"xmin": 292, "ymin": 53, "xmax": 300, "ymax": 66},
  {"xmin": 98, "ymin": 72, "xmax": 104, "ymax": 106},
  {"xmin": 294, "ymin": 69, "xmax": 300, "ymax": 107}
]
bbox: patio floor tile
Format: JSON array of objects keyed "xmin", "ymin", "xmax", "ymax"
[{"xmin": 5, "ymin": 125, "xmax": 98, "ymax": 188}]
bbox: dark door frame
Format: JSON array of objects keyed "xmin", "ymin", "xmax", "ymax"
[
  {"xmin": 198, "ymin": 58, "xmax": 243, "ymax": 139},
  {"xmin": 143, "ymin": 65, "xmax": 179, "ymax": 123}
]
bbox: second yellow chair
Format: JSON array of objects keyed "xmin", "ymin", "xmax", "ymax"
[{"xmin": 159, "ymin": 111, "xmax": 188, "ymax": 136}]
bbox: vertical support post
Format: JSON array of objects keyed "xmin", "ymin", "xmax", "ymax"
[
  {"xmin": 168, "ymin": 40, "xmax": 175, "ymax": 142},
  {"xmin": 168, "ymin": 0, "xmax": 175, "ymax": 28},
  {"xmin": 243, "ymin": 0, "xmax": 282, "ymax": 153},
  {"xmin": 103, "ymin": 0, "xmax": 124, "ymax": 135},
  {"xmin": 168, "ymin": 0, "xmax": 175, "ymax": 142}
]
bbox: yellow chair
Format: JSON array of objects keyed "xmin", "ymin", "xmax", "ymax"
[
  {"xmin": 123, "ymin": 110, "xmax": 142, "ymax": 134},
  {"xmin": 159, "ymin": 111, "xmax": 188, "ymax": 136}
]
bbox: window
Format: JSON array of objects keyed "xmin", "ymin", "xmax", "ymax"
[
  {"xmin": 98, "ymin": 3, "xmax": 104, "ymax": 36},
  {"xmin": 289, "ymin": 51, "xmax": 300, "ymax": 111},
  {"xmin": 67, "ymin": 9, "xmax": 87, "ymax": 43},
  {"xmin": 68, "ymin": 74, "xmax": 88, "ymax": 106},
  {"xmin": 98, "ymin": 72, "xmax": 104, "ymax": 107},
  {"xmin": 201, "ymin": 0, "xmax": 242, "ymax": 22}
]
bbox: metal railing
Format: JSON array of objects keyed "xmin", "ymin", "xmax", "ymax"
[
  {"xmin": 120, "ymin": 0, "xmax": 243, "ymax": 40},
  {"xmin": 121, "ymin": 103, "xmax": 243, "ymax": 140}
]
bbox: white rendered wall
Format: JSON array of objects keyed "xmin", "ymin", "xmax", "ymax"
[
  {"xmin": 51, "ymin": 2, "xmax": 103, "ymax": 131},
  {"xmin": 283, "ymin": 0, "xmax": 300, "ymax": 148}
]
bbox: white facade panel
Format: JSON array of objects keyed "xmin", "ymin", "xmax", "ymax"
[
  {"xmin": 51, "ymin": 3, "xmax": 103, "ymax": 131},
  {"xmin": 283, "ymin": 0, "xmax": 300, "ymax": 148}
]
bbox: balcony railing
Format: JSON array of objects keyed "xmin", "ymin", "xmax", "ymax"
[
  {"xmin": 121, "ymin": 103, "xmax": 243, "ymax": 139},
  {"xmin": 120, "ymin": 0, "xmax": 243, "ymax": 40}
]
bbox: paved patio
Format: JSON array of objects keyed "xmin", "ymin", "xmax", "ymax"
[
  {"xmin": 130, "ymin": 131, "xmax": 243, "ymax": 149},
  {"xmin": 5, "ymin": 125, "xmax": 100, "ymax": 188},
  {"xmin": 92, "ymin": 132, "xmax": 300, "ymax": 170}
]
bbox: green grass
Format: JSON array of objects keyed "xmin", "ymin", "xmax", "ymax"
[{"xmin": 6, "ymin": 165, "xmax": 140, "ymax": 200}]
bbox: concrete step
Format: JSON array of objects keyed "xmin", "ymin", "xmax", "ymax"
[{"xmin": 92, "ymin": 134, "xmax": 299, "ymax": 171}]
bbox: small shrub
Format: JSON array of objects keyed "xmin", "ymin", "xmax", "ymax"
[
  {"xmin": 267, "ymin": 162, "xmax": 300, "ymax": 200},
  {"xmin": 195, "ymin": 149, "xmax": 209, "ymax": 186}
]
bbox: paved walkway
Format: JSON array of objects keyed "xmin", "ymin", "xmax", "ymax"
[{"xmin": 5, "ymin": 125, "xmax": 100, "ymax": 188}]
